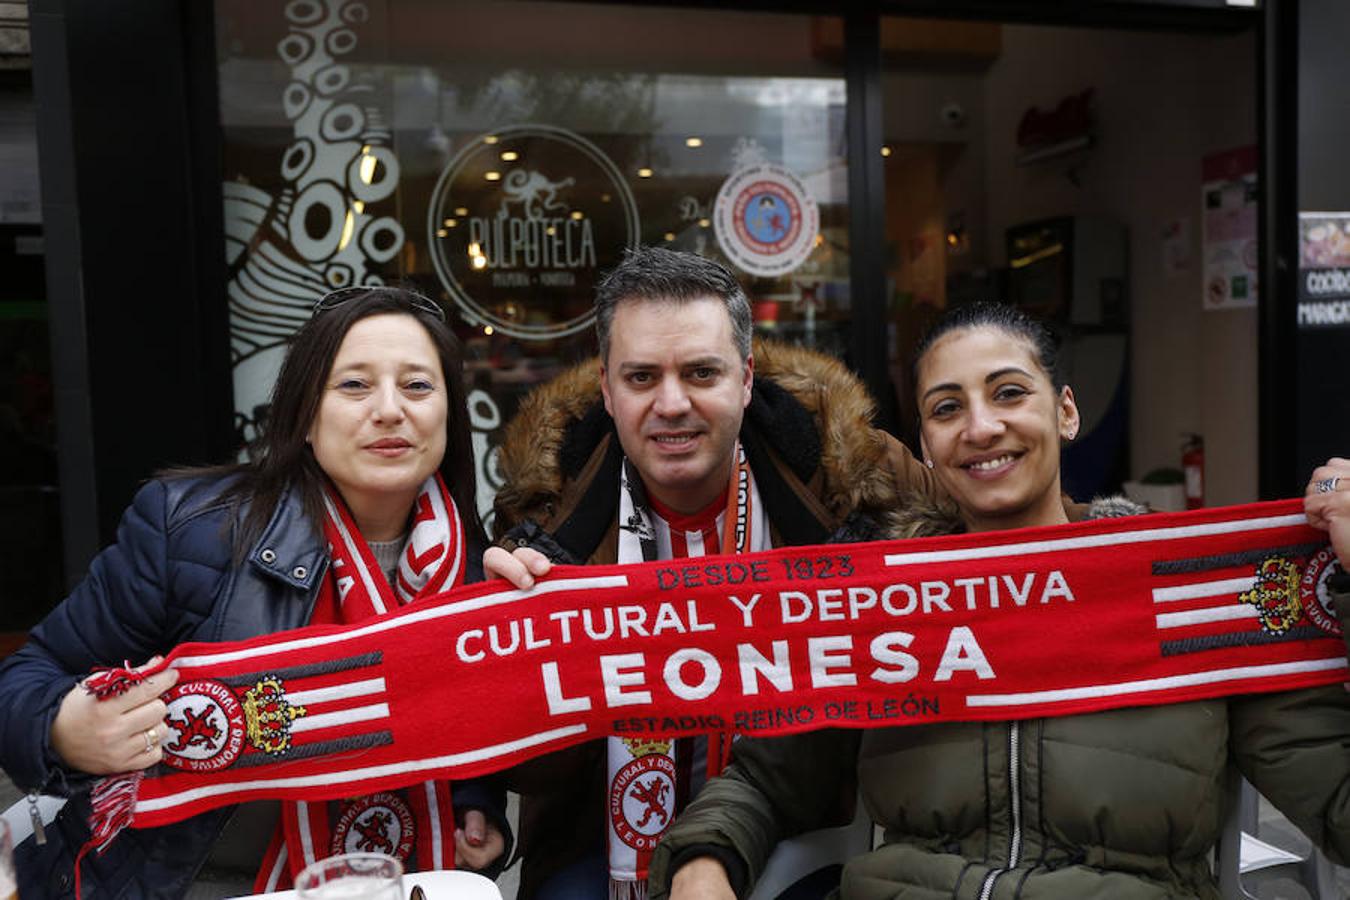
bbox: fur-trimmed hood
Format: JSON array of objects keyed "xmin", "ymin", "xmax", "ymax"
[
  {"xmin": 492, "ymin": 339, "xmax": 906, "ymax": 537},
  {"xmin": 883, "ymin": 491, "xmax": 1148, "ymax": 540}
]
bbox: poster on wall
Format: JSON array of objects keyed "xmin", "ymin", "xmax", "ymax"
[
  {"xmin": 1297, "ymin": 212, "xmax": 1350, "ymax": 329},
  {"xmin": 1200, "ymin": 146, "xmax": 1257, "ymax": 311}
]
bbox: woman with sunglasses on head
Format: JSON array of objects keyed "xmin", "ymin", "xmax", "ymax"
[
  {"xmin": 0, "ymin": 287, "xmax": 510, "ymax": 898},
  {"xmin": 650, "ymin": 302, "xmax": 1350, "ymax": 900}
]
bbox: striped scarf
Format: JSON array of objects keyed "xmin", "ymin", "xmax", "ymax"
[
  {"xmin": 252, "ymin": 475, "xmax": 466, "ymax": 891},
  {"xmin": 606, "ymin": 445, "xmax": 767, "ymax": 900},
  {"xmin": 76, "ymin": 499, "xmax": 1349, "ymax": 896}
]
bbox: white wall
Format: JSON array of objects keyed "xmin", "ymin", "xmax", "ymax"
[{"xmin": 983, "ymin": 25, "xmax": 1258, "ymax": 505}]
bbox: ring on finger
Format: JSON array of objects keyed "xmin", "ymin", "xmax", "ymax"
[
  {"xmin": 143, "ymin": 727, "xmax": 158, "ymax": 754},
  {"xmin": 1316, "ymin": 476, "xmax": 1341, "ymax": 494}
]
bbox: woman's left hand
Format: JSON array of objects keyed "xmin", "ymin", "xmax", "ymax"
[
  {"xmin": 454, "ymin": 808, "xmax": 506, "ymax": 871},
  {"xmin": 1304, "ymin": 457, "xmax": 1350, "ymax": 568}
]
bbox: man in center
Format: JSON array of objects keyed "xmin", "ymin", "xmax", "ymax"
[{"xmin": 487, "ymin": 246, "xmax": 937, "ymax": 899}]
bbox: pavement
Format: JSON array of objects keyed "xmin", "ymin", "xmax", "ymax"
[{"xmin": 2, "ymin": 771, "xmax": 1345, "ymax": 898}]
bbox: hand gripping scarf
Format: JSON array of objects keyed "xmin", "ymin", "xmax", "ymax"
[
  {"xmin": 607, "ymin": 445, "xmax": 767, "ymax": 900},
  {"xmin": 79, "ymin": 499, "xmax": 1350, "ymax": 887}
]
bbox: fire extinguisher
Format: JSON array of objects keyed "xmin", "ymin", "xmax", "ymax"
[{"xmin": 1182, "ymin": 433, "xmax": 1205, "ymax": 510}]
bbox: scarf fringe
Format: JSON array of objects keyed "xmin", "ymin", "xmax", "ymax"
[
  {"xmin": 610, "ymin": 878, "xmax": 648, "ymax": 900},
  {"xmin": 72, "ymin": 663, "xmax": 154, "ymax": 893},
  {"xmin": 77, "ymin": 663, "xmax": 150, "ymax": 895},
  {"xmin": 75, "ymin": 770, "xmax": 142, "ymax": 897},
  {"xmin": 83, "ymin": 662, "xmax": 146, "ymax": 699},
  {"xmin": 88, "ymin": 771, "xmax": 141, "ymax": 851}
]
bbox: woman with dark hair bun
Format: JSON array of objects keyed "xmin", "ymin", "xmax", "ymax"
[
  {"xmin": 652, "ymin": 301, "xmax": 1350, "ymax": 900},
  {"xmin": 0, "ymin": 287, "xmax": 510, "ymax": 898}
]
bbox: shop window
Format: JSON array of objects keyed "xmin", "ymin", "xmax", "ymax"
[
  {"xmin": 879, "ymin": 17, "xmax": 1259, "ymax": 505},
  {"xmin": 214, "ymin": 0, "xmax": 851, "ymax": 532}
]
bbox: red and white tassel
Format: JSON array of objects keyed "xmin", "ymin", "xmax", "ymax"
[
  {"xmin": 87, "ymin": 771, "xmax": 141, "ymax": 851},
  {"xmin": 610, "ymin": 879, "xmax": 648, "ymax": 900},
  {"xmin": 74, "ymin": 771, "xmax": 142, "ymax": 896},
  {"xmin": 73, "ymin": 662, "xmax": 151, "ymax": 895},
  {"xmin": 82, "ymin": 662, "xmax": 147, "ymax": 699}
]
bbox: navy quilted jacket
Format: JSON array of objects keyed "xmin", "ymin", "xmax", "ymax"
[{"xmin": 0, "ymin": 475, "xmax": 501, "ymax": 899}]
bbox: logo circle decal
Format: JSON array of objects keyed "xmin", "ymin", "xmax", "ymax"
[
  {"xmin": 331, "ymin": 792, "xmax": 417, "ymax": 861},
  {"xmin": 161, "ymin": 679, "xmax": 246, "ymax": 773},
  {"xmin": 1300, "ymin": 545, "xmax": 1344, "ymax": 636},
  {"xmin": 714, "ymin": 163, "xmax": 819, "ymax": 278},
  {"xmin": 608, "ymin": 754, "xmax": 676, "ymax": 851},
  {"xmin": 427, "ymin": 124, "xmax": 640, "ymax": 341}
]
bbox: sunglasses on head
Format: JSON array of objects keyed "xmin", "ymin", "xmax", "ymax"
[{"xmin": 311, "ymin": 285, "xmax": 447, "ymax": 322}]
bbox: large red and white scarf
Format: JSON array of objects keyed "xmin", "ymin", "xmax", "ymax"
[
  {"xmin": 81, "ymin": 499, "xmax": 1350, "ymax": 876},
  {"xmin": 252, "ymin": 475, "xmax": 466, "ymax": 892},
  {"xmin": 607, "ymin": 444, "xmax": 767, "ymax": 899}
]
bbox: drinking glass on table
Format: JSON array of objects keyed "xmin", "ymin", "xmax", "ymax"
[
  {"xmin": 0, "ymin": 818, "xmax": 16, "ymax": 900},
  {"xmin": 295, "ymin": 852, "xmax": 403, "ymax": 900}
]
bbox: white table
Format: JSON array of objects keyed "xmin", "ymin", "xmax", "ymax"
[{"xmin": 239, "ymin": 870, "xmax": 503, "ymax": 900}]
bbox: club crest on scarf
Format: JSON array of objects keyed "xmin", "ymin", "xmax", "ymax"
[
  {"xmin": 1301, "ymin": 546, "xmax": 1345, "ymax": 636},
  {"xmin": 1232, "ymin": 546, "xmax": 1343, "ymax": 637},
  {"xmin": 330, "ymin": 792, "xmax": 416, "ymax": 861},
  {"xmin": 244, "ymin": 676, "xmax": 308, "ymax": 755},
  {"xmin": 161, "ymin": 680, "xmax": 246, "ymax": 773},
  {"xmin": 1240, "ymin": 556, "xmax": 1305, "ymax": 634},
  {"xmin": 609, "ymin": 739, "xmax": 676, "ymax": 852}
]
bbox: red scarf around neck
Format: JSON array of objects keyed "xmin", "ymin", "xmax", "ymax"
[
  {"xmin": 607, "ymin": 444, "xmax": 764, "ymax": 898},
  {"xmin": 250, "ymin": 476, "xmax": 466, "ymax": 891}
]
